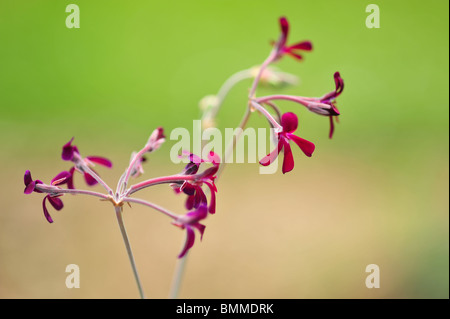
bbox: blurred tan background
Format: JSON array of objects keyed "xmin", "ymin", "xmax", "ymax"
[{"xmin": 0, "ymin": 0, "xmax": 448, "ymax": 298}]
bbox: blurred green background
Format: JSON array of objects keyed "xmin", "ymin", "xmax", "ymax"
[{"xmin": 0, "ymin": 0, "xmax": 448, "ymax": 298}]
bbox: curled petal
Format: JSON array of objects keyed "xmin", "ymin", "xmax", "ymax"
[
  {"xmin": 334, "ymin": 72, "xmax": 344, "ymax": 96},
  {"xmin": 86, "ymin": 156, "xmax": 113, "ymax": 168},
  {"xmin": 42, "ymin": 197, "xmax": 54, "ymax": 223},
  {"xmin": 185, "ymin": 194, "xmax": 195, "ymax": 210},
  {"xmin": 281, "ymin": 138, "xmax": 295, "ymax": 174},
  {"xmin": 286, "ymin": 133, "xmax": 315, "ymax": 157},
  {"xmin": 178, "ymin": 226, "xmax": 195, "ymax": 259}
]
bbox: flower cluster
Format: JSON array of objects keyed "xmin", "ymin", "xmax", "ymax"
[
  {"xmin": 24, "ymin": 129, "xmax": 218, "ymax": 259},
  {"xmin": 23, "ymin": 16, "xmax": 345, "ymax": 298}
]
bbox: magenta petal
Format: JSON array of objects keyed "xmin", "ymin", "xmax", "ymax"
[
  {"xmin": 281, "ymin": 139, "xmax": 295, "ymax": 174},
  {"xmin": 287, "ymin": 133, "xmax": 315, "ymax": 157},
  {"xmin": 24, "ymin": 170, "xmax": 32, "ymax": 186},
  {"xmin": 289, "ymin": 41, "xmax": 313, "ymax": 51},
  {"xmin": 329, "ymin": 116, "xmax": 335, "ymax": 139},
  {"xmin": 178, "ymin": 227, "xmax": 195, "ymax": 259},
  {"xmin": 62, "ymin": 137, "xmax": 75, "ymax": 161},
  {"xmin": 286, "ymin": 50, "xmax": 304, "ymax": 60},
  {"xmin": 24, "ymin": 180, "xmax": 36, "ymax": 194},
  {"xmin": 86, "ymin": 156, "xmax": 113, "ymax": 168},
  {"xmin": 67, "ymin": 167, "xmax": 75, "ymax": 189},
  {"xmin": 51, "ymin": 171, "xmax": 71, "ymax": 185},
  {"xmin": 48, "ymin": 196, "xmax": 64, "ymax": 211},
  {"xmin": 260, "ymin": 140, "xmax": 282, "ymax": 166},
  {"xmin": 185, "ymin": 194, "xmax": 195, "ymax": 210},
  {"xmin": 84, "ymin": 172, "xmax": 98, "ymax": 186},
  {"xmin": 334, "ymin": 72, "xmax": 344, "ymax": 95},
  {"xmin": 281, "ymin": 112, "xmax": 299, "ymax": 133},
  {"xmin": 42, "ymin": 197, "xmax": 54, "ymax": 223},
  {"xmin": 204, "ymin": 182, "xmax": 216, "ymax": 214},
  {"xmin": 192, "ymin": 223, "xmax": 206, "ymax": 240},
  {"xmin": 181, "ymin": 182, "xmax": 196, "ymax": 196}
]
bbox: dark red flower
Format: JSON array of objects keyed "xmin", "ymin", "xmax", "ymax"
[
  {"xmin": 172, "ymin": 152, "xmax": 219, "ymax": 214},
  {"xmin": 24, "ymin": 170, "xmax": 71, "ymax": 223},
  {"xmin": 260, "ymin": 112, "xmax": 315, "ymax": 174},
  {"xmin": 274, "ymin": 17, "xmax": 313, "ymax": 61},
  {"xmin": 319, "ymin": 72, "xmax": 344, "ymax": 139},
  {"xmin": 61, "ymin": 138, "xmax": 112, "ymax": 188},
  {"xmin": 172, "ymin": 204, "xmax": 208, "ymax": 258}
]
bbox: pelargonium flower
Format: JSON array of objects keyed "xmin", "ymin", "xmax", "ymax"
[
  {"xmin": 62, "ymin": 137, "xmax": 112, "ymax": 187},
  {"xmin": 24, "ymin": 170, "xmax": 71, "ymax": 223},
  {"xmin": 260, "ymin": 112, "xmax": 315, "ymax": 174},
  {"xmin": 306, "ymin": 72, "xmax": 344, "ymax": 138},
  {"xmin": 171, "ymin": 152, "xmax": 219, "ymax": 214},
  {"xmin": 172, "ymin": 204, "xmax": 208, "ymax": 258},
  {"xmin": 274, "ymin": 16, "xmax": 313, "ymax": 61}
]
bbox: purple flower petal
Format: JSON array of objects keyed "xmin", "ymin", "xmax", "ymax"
[
  {"xmin": 24, "ymin": 170, "xmax": 32, "ymax": 187},
  {"xmin": 281, "ymin": 139, "xmax": 295, "ymax": 174},
  {"xmin": 51, "ymin": 171, "xmax": 71, "ymax": 186},
  {"xmin": 204, "ymin": 182, "xmax": 216, "ymax": 215},
  {"xmin": 181, "ymin": 182, "xmax": 196, "ymax": 196},
  {"xmin": 191, "ymin": 223, "xmax": 206, "ymax": 240},
  {"xmin": 286, "ymin": 133, "xmax": 315, "ymax": 157},
  {"xmin": 67, "ymin": 167, "xmax": 75, "ymax": 189},
  {"xmin": 62, "ymin": 137, "xmax": 75, "ymax": 161},
  {"xmin": 178, "ymin": 226, "xmax": 195, "ymax": 259},
  {"xmin": 42, "ymin": 197, "xmax": 54, "ymax": 223},
  {"xmin": 185, "ymin": 194, "xmax": 195, "ymax": 210},
  {"xmin": 83, "ymin": 172, "xmax": 98, "ymax": 186},
  {"xmin": 281, "ymin": 112, "xmax": 298, "ymax": 133},
  {"xmin": 329, "ymin": 116, "xmax": 335, "ymax": 139},
  {"xmin": 334, "ymin": 72, "xmax": 344, "ymax": 96},
  {"xmin": 86, "ymin": 156, "xmax": 113, "ymax": 168},
  {"xmin": 47, "ymin": 195, "xmax": 64, "ymax": 210},
  {"xmin": 24, "ymin": 180, "xmax": 36, "ymax": 194},
  {"xmin": 288, "ymin": 41, "xmax": 313, "ymax": 51}
]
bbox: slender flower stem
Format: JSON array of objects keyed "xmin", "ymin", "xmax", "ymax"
[
  {"xmin": 218, "ymin": 105, "xmax": 252, "ymax": 177},
  {"xmin": 122, "ymin": 197, "xmax": 179, "ymax": 219},
  {"xmin": 121, "ymin": 147, "xmax": 149, "ymax": 192},
  {"xmin": 126, "ymin": 174, "xmax": 196, "ymax": 197},
  {"xmin": 203, "ymin": 69, "xmax": 253, "ymax": 122},
  {"xmin": 256, "ymin": 94, "xmax": 315, "ymax": 106},
  {"xmin": 35, "ymin": 184, "xmax": 111, "ymax": 200},
  {"xmin": 114, "ymin": 206, "xmax": 146, "ymax": 299},
  {"xmin": 80, "ymin": 165, "xmax": 114, "ymax": 196},
  {"xmin": 250, "ymin": 100, "xmax": 283, "ymax": 132},
  {"xmin": 169, "ymin": 249, "xmax": 188, "ymax": 299},
  {"xmin": 248, "ymin": 49, "xmax": 277, "ymax": 98}
]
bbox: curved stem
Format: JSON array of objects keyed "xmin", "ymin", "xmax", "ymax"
[
  {"xmin": 250, "ymin": 100, "xmax": 283, "ymax": 132},
  {"xmin": 122, "ymin": 197, "xmax": 178, "ymax": 219},
  {"xmin": 115, "ymin": 206, "xmax": 146, "ymax": 299},
  {"xmin": 248, "ymin": 49, "xmax": 277, "ymax": 98},
  {"xmin": 125, "ymin": 174, "xmax": 196, "ymax": 197}
]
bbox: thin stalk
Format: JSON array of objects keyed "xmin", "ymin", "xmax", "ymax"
[
  {"xmin": 169, "ymin": 250, "xmax": 188, "ymax": 299},
  {"xmin": 115, "ymin": 206, "xmax": 146, "ymax": 299}
]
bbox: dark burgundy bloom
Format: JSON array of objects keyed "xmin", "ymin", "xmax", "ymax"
[
  {"xmin": 317, "ymin": 72, "xmax": 344, "ymax": 138},
  {"xmin": 172, "ymin": 152, "xmax": 219, "ymax": 214},
  {"xmin": 274, "ymin": 17, "xmax": 313, "ymax": 61},
  {"xmin": 24, "ymin": 170, "xmax": 71, "ymax": 223},
  {"xmin": 61, "ymin": 138, "xmax": 112, "ymax": 188},
  {"xmin": 172, "ymin": 204, "xmax": 208, "ymax": 258},
  {"xmin": 260, "ymin": 112, "xmax": 315, "ymax": 174}
]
